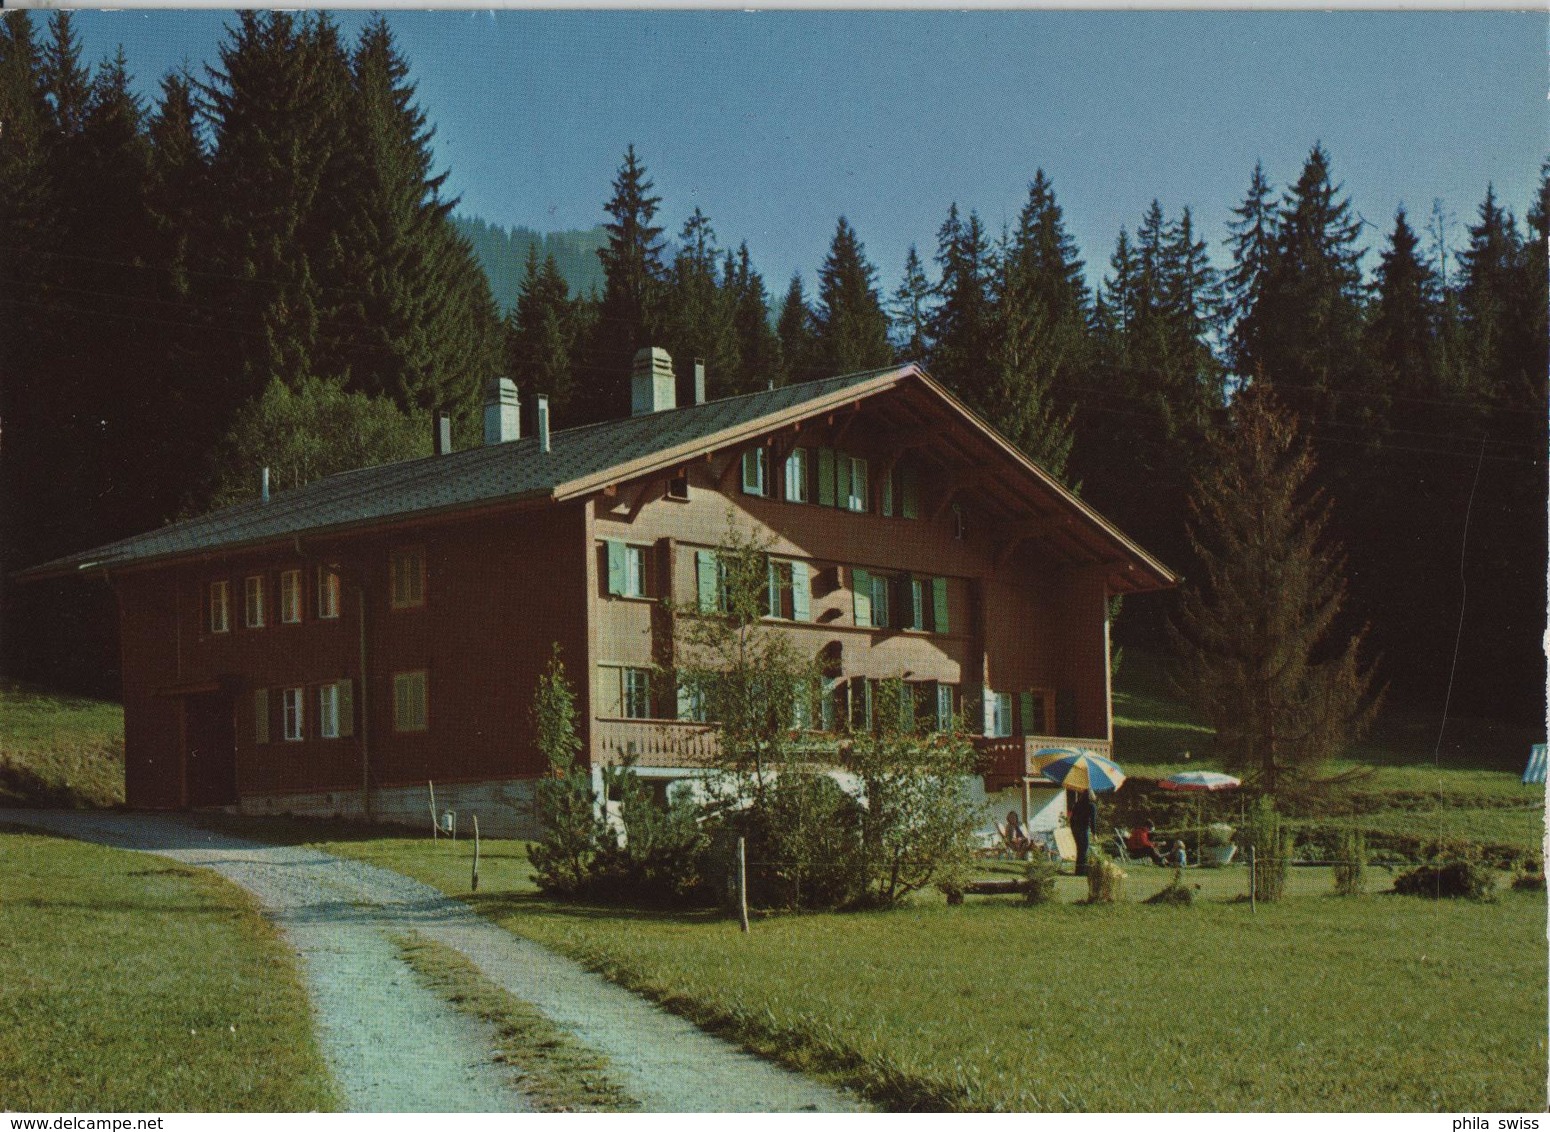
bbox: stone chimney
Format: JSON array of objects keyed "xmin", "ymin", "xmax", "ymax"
[
  {"xmin": 483, "ymin": 377, "xmax": 520, "ymax": 445},
  {"xmin": 631, "ymin": 346, "xmax": 676, "ymax": 416}
]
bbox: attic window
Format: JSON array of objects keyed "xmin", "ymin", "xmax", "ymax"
[
  {"xmin": 667, "ymin": 473, "xmax": 690, "ymax": 501},
  {"xmin": 391, "ymin": 548, "xmax": 425, "ymax": 609}
]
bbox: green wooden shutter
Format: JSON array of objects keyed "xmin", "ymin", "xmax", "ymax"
[
  {"xmin": 932, "ymin": 576, "xmax": 949, "ymax": 634},
  {"xmin": 852, "ymin": 567, "xmax": 872, "ymax": 627},
  {"xmin": 696, "ymin": 550, "xmax": 719, "ymax": 612},
  {"xmin": 1019, "ymin": 692, "xmax": 1035, "ymax": 736},
  {"xmin": 338, "ymin": 680, "xmax": 355, "ymax": 738},
  {"xmin": 605, "ymin": 540, "xmax": 626, "ymax": 595},
  {"xmin": 820, "ymin": 678, "xmax": 837, "ymax": 731},
  {"xmin": 881, "ymin": 468, "xmax": 894, "ymax": 516},
  {"xmin": 817, "ymin": 447, "xmax": 836, "ymax": 506},
  {"xmin": 901, "ymin": 463, "xmax": 920, "ymax": 519},
  {"xmin": 836, "ymin": 453, "xmax": 852, "ymax": 511},
  {"xmin": 791, "ymin": 561, "xmax": 811, "ymax": 621}
]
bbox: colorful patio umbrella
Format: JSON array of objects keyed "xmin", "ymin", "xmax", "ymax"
[
  {"xmin": 1157, "ymin": 771, "xmax": 1242, "ymax": 792},
  {"xmin": 1030, "ymin": 746, "xmax": 1079, "ymax": 773},
  {"xmin": 1039, "ymin": 750, "xmax": 1126, "ymax": 793}
]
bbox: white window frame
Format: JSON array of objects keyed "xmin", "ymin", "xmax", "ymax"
[
  {"xmin": 624, "ymin": 545, "xmax": 646, "ymax": 598},
  {"xmin": 623, "ymin": 667, "xmax": 652, "ymax": 720},
  {"xmin": 390, "ymin": 547, "xmax": 425, "ymax": 610},
  {"xmin": 282, "ymin": 687, "xmax": 304, "ymax": 741},
  {"xmin": 210, "ymin": 581, "xmax": 230, "ymax": 634},
  {"xmin": 785, "ymin": 447, "xmax": 808, "ymax": 503},
  {"xmin": 280, "ymin": 569, "xmax": 302, "ymax": 624},
  {"xmin": 317, "ymin": 568, "xmax": 341, "ymax": 620},
  {"xmin": 393, "ymin": 670, "xmax": 429, "ymax": 732},
  {"xmin": 319, "ymin": 683, "xmax": 340, "ymax": 739},
  {"xmin": 245, "ymin": 575, "xmax": 266, "ymax": 629},
  {"xmin": 741, "ymin": 447, "xmax": 767, "ymax": 497}
]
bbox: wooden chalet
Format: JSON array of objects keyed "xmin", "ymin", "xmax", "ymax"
[{"xmin": 19, "ymin": 351, "xmax": 1177, "ymax": 835}]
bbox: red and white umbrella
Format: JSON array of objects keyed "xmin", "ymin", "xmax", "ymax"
[{"xmin": 1157, "ymin": 771, "xmax": 1241, "ymax": 792}]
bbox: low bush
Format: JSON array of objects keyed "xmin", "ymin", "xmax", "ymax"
[
  {"xmin": 1393, "ymin": 860, "xmax": 1497, "ymax": 900},
  {"xmin": 1511, "ymin": 867, "xmax": 1545, "ymax": 892},
  {"xmin": 1244, "ymin": 797, "xmax": 1293, "ymax": 903},
  {"xmin": 1143, "ymin": 867, "xmax": 1194, "ymax": 905},
  {"xmin": 1333, "ymin": 830, "xmax": 1366, "ymax": 896},
  {"xmin": 1085, "ymin": 852, "xmax": 1126, "ymax": 903},
  {"xmin": 1023, "ymin": 859, "xmax": 1060, "ymax": 904}
]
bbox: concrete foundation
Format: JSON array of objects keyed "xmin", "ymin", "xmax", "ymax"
[{"xmin": 237, "ymin": 777, "xmax": 541, "ymax": 839}]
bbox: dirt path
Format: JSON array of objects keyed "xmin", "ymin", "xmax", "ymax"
[{"xmin": 1, "ymin": 810, "xmax": 860, "ymax": 1113}]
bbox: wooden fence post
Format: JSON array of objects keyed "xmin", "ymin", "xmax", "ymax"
[
  {"xmin": 737, "ymin": 836, "xmax": 750, "ymax": 933},
  {"xmin": 471, "ymin": 815, "xmax": 481, "ymax": 892},
  {"xmin": 1249, "ymin": 843, "xmax": 1257, "ymax": 914}
]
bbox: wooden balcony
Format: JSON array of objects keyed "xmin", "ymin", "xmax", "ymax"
[
  {"xmin": 594, "ymin": 718, "xmax": 721, "ymax": 769},
  {"xmin": 974, "ymin": 735, "xmax": 1114, "ymax": 790}
]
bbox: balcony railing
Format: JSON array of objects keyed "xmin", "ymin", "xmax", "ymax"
[
  {"xmin": 974, "ymin": 735, "xmax": 1114, "ymax": 788},
  {"xmin": 594, "ymin": 717, "xmax": 721, "ymax": 769}
]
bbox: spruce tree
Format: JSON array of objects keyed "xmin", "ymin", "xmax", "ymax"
[
  {"xmin": 1366, "ymin": 207, "xmax": 1438, "ymax": 402},
  {"xmin": 505, "ymin": 246, "xmax": 578, "ymax": 417},
  {"xmin": 813, "ymin": 216, "xmax": 893, "ymax": 377},
  {"xmin": 1171, "ymin": 382, "xmax": 1377, "ymax": 796},
  {"xmin": 889, "ymin": 244, "xmax": 934, "ymax": 365},
  {"xmin": 987, "ymin": 248, "xmax": 1076, "ymax": 479},
  {"xmin": 580, "ymin": 145, "xmax": 666, "ymax": 421},
  {"xmin": 1223, "ymin": 161, "xmax": 1278, "ymax": 379},
  {"xmin": 659, "ymin": 208, "xmax": 739, "ymax": 397},
  {"xmin": 1457, "ymin": 184, "xmax": 1528, "ymax": 404},
  {"xmin": 775, "ymin": 273, "xmax": 818, "ymax": 385},
  {"xmin": 931, "ymin": 204, "xmax": 995, "ymax": 405},
  {"xmin": 728, "ymin": 243, "xmax": 779, "ymax": 392}
]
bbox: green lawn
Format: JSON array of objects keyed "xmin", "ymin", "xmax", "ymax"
[
  {"xmin": 0, "ymin": 683, "xmax": 125, "ymax": 807},
  {"xmin": 0, "ymin": 827, "xmax": 338, "ymax": 1111},
  {"xmin": 288, "ymin": 828, "xmax": 1545, "ymax": 1112}
]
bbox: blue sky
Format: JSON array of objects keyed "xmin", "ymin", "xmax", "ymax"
[{"xmin": 72, "ymin": 10, "xmax": 1547, "ymax": 301}]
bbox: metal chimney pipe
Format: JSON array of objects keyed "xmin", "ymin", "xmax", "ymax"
[
  {"xmin": 261, "ymin": 466, "xmax": 270, "ymax": 503},
  {"xmin": 536, "ymin": 395, "xmax": 550, "ymax": 453},
  {"xmin": 693, "ymin": 358, "xmax": 706, "ymax": 406},
  {"xmin": 435, "ymin": 413, "xmax": 452, "ymax": 455}
]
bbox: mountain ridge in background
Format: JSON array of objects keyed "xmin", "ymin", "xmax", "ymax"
[{"xmin": 454, "ymin": 215, "xmax": 608, "ymax": 312}]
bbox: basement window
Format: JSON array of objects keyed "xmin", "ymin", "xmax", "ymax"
[
  {"xmin": 280, "ymin": 569, "xmax": 302, "ymax": 624},
  {"xmin": 209, "ymin": 581, "xmax": 230, "ymax": 634},
  {"xmin": 245, "ymin": 576, "xmax": 266, "ymax": 629}
]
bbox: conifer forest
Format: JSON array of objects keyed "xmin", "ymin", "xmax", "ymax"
[{"xmin": 1, "ymin": 11, "xmax": 1544, "ymax": 729}]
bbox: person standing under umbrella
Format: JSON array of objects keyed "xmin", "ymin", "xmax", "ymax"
[{"xmin": 1066, "ymin": 788, "xmax": 1097, "ymax": 874}]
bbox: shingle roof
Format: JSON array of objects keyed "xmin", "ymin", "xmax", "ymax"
[{"xmin": 21, "ymin": 367, "xmax": 906, "ymax": 579}]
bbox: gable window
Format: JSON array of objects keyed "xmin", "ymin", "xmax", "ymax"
[
  {"xmin": 391, "ymin": 547, "xmax": 425, "ymax": 609},
  {"xmin": 667, "ymin": 472, "xmax": 690, "ymax": 501},
  {"xmin": 280, "ymin": 569, "xmax": 302, "ymax": 624},
  {"xmin": 393, "ymin": 670, "xmax": 428, "ymax": 732},
  {"xmin": 253, "ymin": 688, "xmax": 269, "ymax": 744},
  {"xmin": 245, "ymin": 576, "xmax": 266, "ymax": 628},
  {"xmin": 282, "ymin": 687, "xmax": 304, "ymax": 741},
  {"xmin": 210, "ymin": 581, "xmax": 230, "ymax": 634},
  {"xmin": 838, "ymin": 455, "xmax": 869, "ymax": 513},
  {"xmin": 605, "ymin": 540, "xmax": 648, "ymax": 598},
  {"xmin": 741, "ymin": 447, "xmax": 767, "ymax": 496},
  {"xmin": 880, "ymin": 461, "xmax": 921, "ymax": 519},
  {"xmin": 784, "ymin": 447, "xmax": 809, "ymax": 503},
  {"xmin": 317, "ymin": 568, "xmax": 341, "ymax": 620}
]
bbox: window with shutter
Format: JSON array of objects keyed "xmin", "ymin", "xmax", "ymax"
[
  {"xmin": 851, "ymin": 567, "xmax": 872, "ymax": 628},
  {"xmin": 905, "ymin": 575, "xmax": 924, "ymax": 631},
  {"xmin": 390, "ymin": 548, "xmax": 425, "ymax": 609},
  {"xmin": 741, "ymin": 447, "xmax": 767, "ymax": 496},
  {"xmin": 623, "ymin": 668, "xmax": 651, "ymax": 719},
  {"xmin": 280, "ymin": 569, "xmax": 302, "ymax": 623},
  {"xmin": 817, "ymin": 447, "xmax": 836, "ymax": 506},
  {"xmin": 1019, "ymin": 692, "xmax": 1036, "ymax": 737},
  {"xmin": 869, "ymin": 572, "xmax": 890, "ymax": 629},
  {"xmin": 283, "ymin": 687, "xmax": 304, "ymax": 741},
  {"xmin": 210, "ymin": 581, "xmax": 230, "ymax": 634},
  {"xmin": 901, "ymin": 462, "xmax": 920, "ymax": 519},
  {"xmin": 995, "ymin": 692, "xmax": 1014, "ymax": 738},
  {"xmin": 845, "ymin": 456, "xmax": 869, "ymax": 511},
  {"xmin": 317, "ymin": 568, "xmax": 340, "ymax": 620},
  {"xmin": 393, "ymin": 671, "xmax": 428, "ymax": 732},
  {"xmin": 696, "ymin": 550, "xmax": 720, "ymax": 613},
  {"xmin": 936, "ymin": 683, "xmax": 955, "ymax": 732},
  {"xmin": 245, "ymin": 576, "xmax": 266, "ymax": 628},
  {"xmin": 319, "ymin": 683, "xmax": 340, "ymax": 738},
  {"xmin": 790, "ymin": 561, "xmax": 811, "ymax": 621},
  {"xmin": 785, "ymin": 447, "xmax": 808, "ymax": 502},
  {"xmin": 605, "ymin": 540, "xmax": 626, "ymax": 596}
]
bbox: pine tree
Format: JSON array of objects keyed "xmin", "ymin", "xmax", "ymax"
[
  {"xmin": 579, "ymin": 145, "xmax": 666, "ymax": 421},
  {"xmin": 1171, "ymin": 382, "xmax": 1377, "ymax": 796},
  {"xmin": 890, "ymin": 244, "xmax": 934, "ymax": 365},
  {"xmin": 775, "ymin": 273, "xmax": 818, "ymax": 385},
  {"xmin": 813, "ymin": 216, "xmax": 893, "ymax": 377}
]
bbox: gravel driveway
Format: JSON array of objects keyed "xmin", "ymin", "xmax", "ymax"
[{"xmin": 1, "ymin": 810, "xmax": 860, "ymax": 1113}]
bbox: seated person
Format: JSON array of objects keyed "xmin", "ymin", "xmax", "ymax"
[
  {"xmin": 1004, "ymin": 811, "xmax": 1031, "ymax": 855},
  {"xmin": 1125, "ymin": 822, "xmax": 1167, "ymax": 865},
  {"xmin": 1168, "ymin": 839, "xmax": 1189, "ymax": 868}
]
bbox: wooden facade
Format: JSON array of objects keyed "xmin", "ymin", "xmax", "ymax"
[{"xmin": 32, "ymin": 363, "xmax": 1174, "ymax": 825}]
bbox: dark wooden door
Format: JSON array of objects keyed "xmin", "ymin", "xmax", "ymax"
[{"xmin": 183, "ymin": 691, "xmax": 237, "ymax": 807}]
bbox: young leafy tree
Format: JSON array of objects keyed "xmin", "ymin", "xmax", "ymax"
[
  {"xmin": 527, "ymin": 646, "xmax": 608, "ymax": 898},
  {"xmin": 813, "ymin": 216, "xmax": 894, "ymax": 377},
  {"xmin": 1170, "ymin": 382, "xmax": 1378, "ymax": 797}
]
